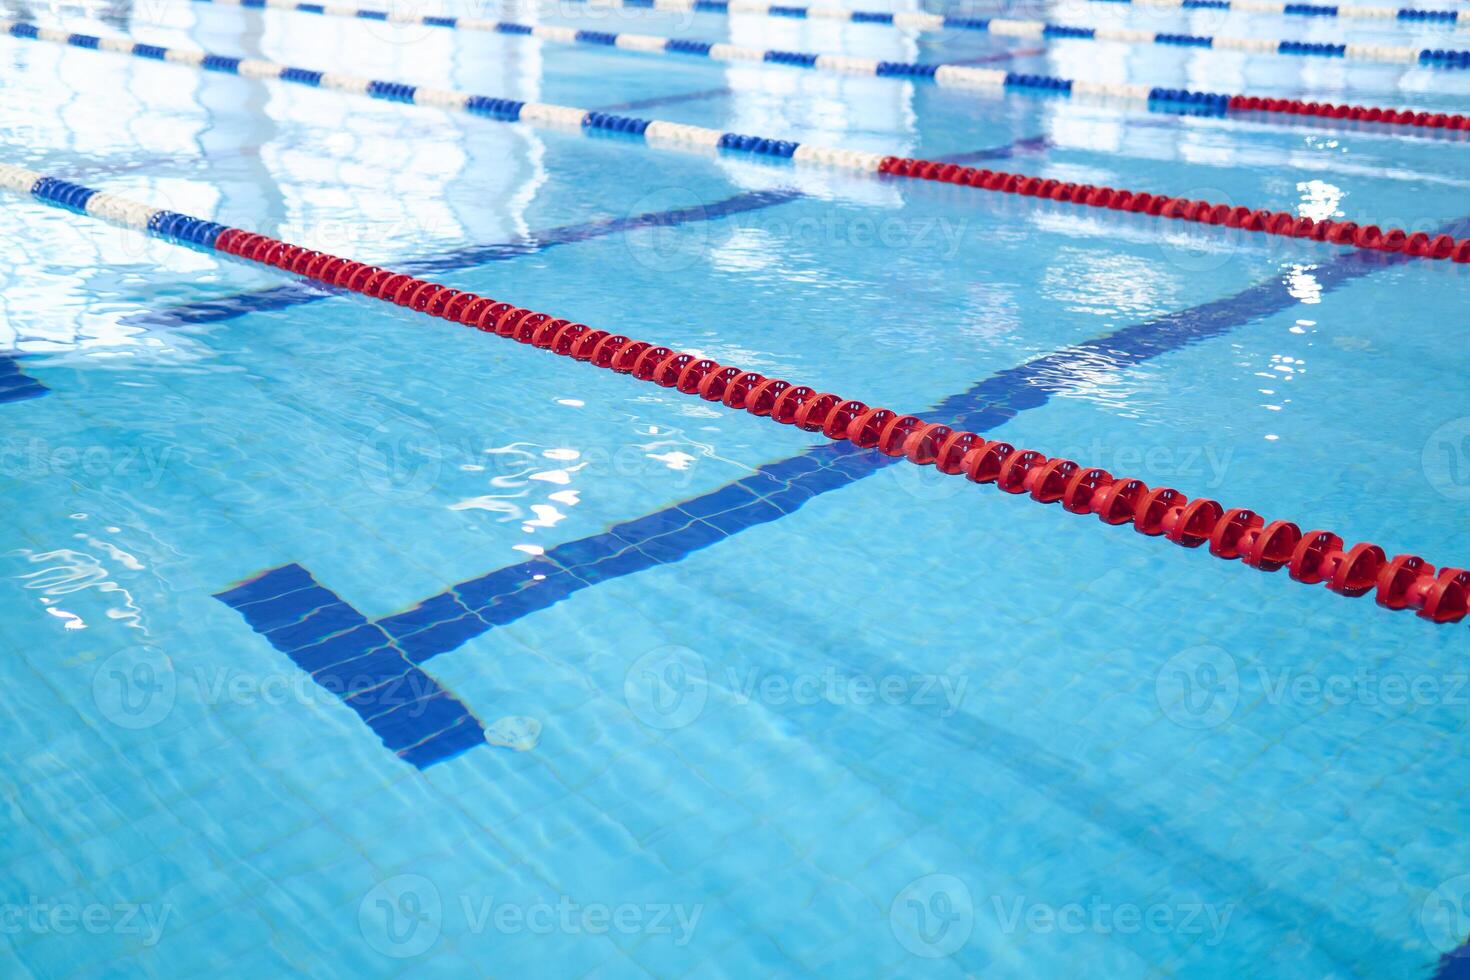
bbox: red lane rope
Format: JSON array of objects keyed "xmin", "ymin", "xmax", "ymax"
[
  {"xmin": 212, "ymin": 227, "xmax": 1470, "ymax": 626},
  {"xmin": 877, "ymin": 158, "xmax": 1470, "ymax": 263},
  {"xmin": 1230, "ymin": 96, "xmax": 1470, "ymax": 132}
]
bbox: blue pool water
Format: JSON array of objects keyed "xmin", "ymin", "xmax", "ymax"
[{"xmin": 3, "ymin": 0, "xmax": 1470, "ymax": 975}]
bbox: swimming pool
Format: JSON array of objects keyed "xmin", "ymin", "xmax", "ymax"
[{"xmin": 3, "ymin": 0, "xmax": 1470, "ymax": 973}]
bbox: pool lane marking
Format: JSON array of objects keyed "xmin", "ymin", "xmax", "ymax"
[
  {"xmin": 10, "ymin": 23, "xmax": 1470, "ymax": 268},
  {"xmin": 951, "ymin": 46, "xmax": 1050, "ymax": 66},
  {"xmin": 185, "ymin": 0, "xmax": 1470, "ymax": 71},
  {"xmin": 11, "ymin": 18, "xmax": 1470, "ymax": 146},
  {"xmin": 0, "ymin": 354, "xmax": 48, "ymax": 404},
  {"xmin": 213, "ymin": 564, "xmax": 488, "ymax": 767},
  {"xmin": 941, "ymin": 134, "xmax": 1052, "ymax": 164},
  {"xmin": 15, "ymin": 165, "xmax": 1468, "ymax": 629},
  {"xmin": 1434, "ymin": 943, "xmax": 1470, "ymax": 977},
  {"xmin": 593, "ymin": 86, "xmax": 731, "ymax": 112}
]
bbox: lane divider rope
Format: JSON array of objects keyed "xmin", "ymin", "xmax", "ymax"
[
  {"xmin": 2, "ymin": 163, "xmax": 1464, "ymax": 626},
  {"xmin": 587, "ymin": 0, "xmax": 1470, "ymax": 30},
  {"xmin": 197, "ymin": 0, "xmax": 1470, "ymax": 70},
  {"xmin": 1039, "ymin": 0, "xmax": 1470, "ymax": 28},
  {"xmin": 185, "ymin": 0, "xmax": 1470, "ymax": 89},
  {"xmin": 310, "ymin": 0, "xmax": 1470, "ymax": 32},
  {"xmin": 9, "ymin": 22, "xmax": 1470, "ymax": 266}
]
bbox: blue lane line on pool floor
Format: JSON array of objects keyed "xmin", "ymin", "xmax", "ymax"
[
  {"xmin": 940, "ymin": 134, "xmax": 1051, "ymax": 164},
  {"xmin": 213, "ymin": 211, "xmax": 1470, "ymax": 769},
  {"xmin": 952, "ymin": 45, "xmax": 1048, "ymax": 66},
  {"xmin": 1436, "ymin": 947, "xmax": 1470, "ymax": 978},
  {"xmin": 0, "ymin": 354, "xmax": 48, "ymax": 404},
  {"xmin": 593, "ymin": 87, "xmax": 731, "ymax": 112},
  {"xmin": 127, "ymin": 187, "xmax": 804, "ymax": 328}
]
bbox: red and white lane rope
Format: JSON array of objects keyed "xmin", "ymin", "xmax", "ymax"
[
  {"xmin": 7, "ymin": 22, "xmax": 1470, "ymax": 266},
  {"xmin": 4, "ymin": 161, "xmax": 1466, "ymax": 627}
]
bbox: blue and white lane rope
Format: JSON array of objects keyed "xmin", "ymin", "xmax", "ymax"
[
  {"xmin": 1044, "ymin": 0, "xmax": 1469, "ymax": 27},
  {"xmin": 0, "ymin": 20, "xmax": 872, "ymax": 167},
  {"xmin": 7, "ymin": 19, "xmax": 1470, "ymax": 263},
  {"xmin": 187, "ymin": 0, "xmax": 1470, "ymax": 70},
  {"xmin": 10, "ymin": 18, "xmax": 1468, "ymax": 133}
]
